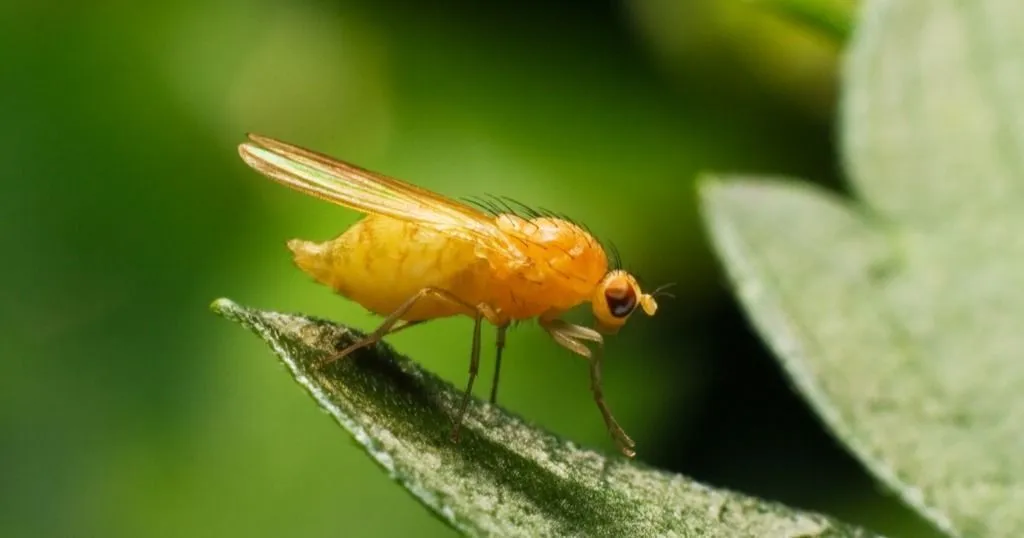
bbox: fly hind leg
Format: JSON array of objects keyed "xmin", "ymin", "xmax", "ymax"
[
  {"xmin": 323, "ymin": 287, "xmax": 486, "ymax": 364},
  {"xmin": 540, "ymin": 317, "xmax": 636, "ymax": 458},
  {"xmin": 322, "ymin": 319, "xmax": 427, "ymax": 364},
  {"xmin": 322, "ymin": 287, "xmax": 499, "ymax": 444}
]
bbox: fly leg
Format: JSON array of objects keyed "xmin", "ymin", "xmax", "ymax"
[
  {"xmin": 447, "ymin": 304, "xmax": 500, "ymax": 443},
  {"xmin": 323, "ymin": 319, "xmax": 427, "ymax": 362},
  {"xmin": 321, "ymin": 287, "xmax": 499, "ymax": 444},
  {"xmin": 452, "ymin": 312, "xmax": 483, "ymax": 443},
  {"xmin": 323, "ymin": 287, "xmax": 487, "ymax": 365},
  {"xmin": 540, "ymin": 317, "xmax": 636, "ymax": 458},
  {"xmin": 488, "ymin": 324, "xmax": 510, "ymax": 404}
]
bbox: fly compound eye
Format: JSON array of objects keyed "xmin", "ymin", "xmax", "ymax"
[{"xmin": 604, "ymin": 285, "xmax": 638, "ymax": 318}]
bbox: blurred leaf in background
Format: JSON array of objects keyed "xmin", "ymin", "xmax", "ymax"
[
  {"xmin": 705, "ymin": 0, "xmax": 1024, "ymax": 536},
  {"xmin": 0, "ymin": 0, "xmax": 935, "ymax": 537}
]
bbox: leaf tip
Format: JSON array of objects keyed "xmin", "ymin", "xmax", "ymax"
[
  {"xmin": 210, "ymin": 297, "xmax": 241, "ymax": 319},
  {"xmin": 696, "ymin": 174, "xmax": 763, "ymax": 218},
  {"xmin": 695, "ymin": 173, "xmax": 729, "ymax": 203},
  {"xmin": 698, "ymin": 174, "xmax": 821, "ymax": 217}
]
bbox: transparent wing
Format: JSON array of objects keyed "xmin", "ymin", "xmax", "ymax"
[{"xmin": 238, "ymin": 133, "xmax": 524, "ymax": 260}]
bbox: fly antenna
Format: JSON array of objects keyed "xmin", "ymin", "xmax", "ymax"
[{"xmin": 651, "ymin": 282, "xmax": 677, "ymax": 299}]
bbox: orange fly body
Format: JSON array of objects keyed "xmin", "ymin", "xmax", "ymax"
[{"xmin": 238, "ymin": 133, "xmax": 670, "ymax": 457}]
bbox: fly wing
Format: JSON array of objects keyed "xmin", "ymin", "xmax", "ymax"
[{"xmin": 238, "ymin": 134, "xmax": 525, "ymax": 261}]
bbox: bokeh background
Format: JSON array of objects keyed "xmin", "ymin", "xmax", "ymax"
[{"xmin": 2, "ymin": 1, "xmax": 942, "ymax": 537}]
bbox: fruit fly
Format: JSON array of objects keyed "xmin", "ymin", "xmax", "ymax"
[{"xmin": 238, "ymin": 133, "xmax": 671, "ymax": 457}]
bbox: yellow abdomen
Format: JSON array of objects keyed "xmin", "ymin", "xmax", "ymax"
[{"xmin": 288, "ymin": 214, "xmax": 608, "ymax": 323}]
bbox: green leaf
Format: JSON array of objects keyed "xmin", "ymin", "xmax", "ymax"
[
  {"xmin": 701, "ymin": 1, "xmax": 1024, "ymax": 537},
  {"xmin": 211, "ymin": 298, "xmax": 878, "ymax": 538}
]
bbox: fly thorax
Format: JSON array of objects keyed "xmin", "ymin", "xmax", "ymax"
[{"xmin": 495, "ymin": 213, "xmax": 607, "ymax": 295}]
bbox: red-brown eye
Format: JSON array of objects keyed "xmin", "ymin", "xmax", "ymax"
[{"xmin": 604, "ymin": 286, "xmax": 637, "ymax": 318}]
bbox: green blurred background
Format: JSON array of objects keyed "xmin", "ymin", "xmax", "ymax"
[{"xmin": 1, "ymin": 0, "xmax": 940, "ymax": 537}]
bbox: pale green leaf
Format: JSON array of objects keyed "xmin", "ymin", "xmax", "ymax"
[
  {"xmin": 211, "ymin": 298, "xmax": 878, "ymax": 538},
  {"xmin": 701, "ymin": 0, "xmax": 1024, "ymax": 536},
  {"xmin": 842, "ymin": 0, "xmax": 1024, "ymax": 228}
]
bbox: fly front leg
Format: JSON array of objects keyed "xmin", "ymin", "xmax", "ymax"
[{"xmin": 540, "ymin": 317, "xmax": 637, "ymax": 458}]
